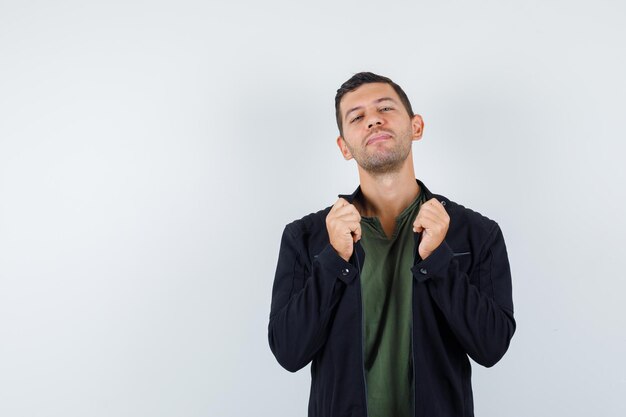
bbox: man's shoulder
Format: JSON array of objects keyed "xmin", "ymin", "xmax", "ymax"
[
  {"xmin": 283, "ymin": 205, "xmax": 332, "ymax": 238},
  {"xmin": 433, "ymin": 193, "xmax": 499, "ymax": 237},
  {"xmin": 279, "ymin": 206, "xmax": 333, "ymax": 261}
]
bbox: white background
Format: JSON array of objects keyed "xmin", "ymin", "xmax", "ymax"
[{"xmin": 1, "ymin": 1, "xmax": 625, "ymax": 416}]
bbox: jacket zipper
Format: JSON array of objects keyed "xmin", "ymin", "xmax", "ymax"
[
  {"xmin": 411, "ymin": 206, "xmax": 425, "ymax": 417},
  {"xmin": 341, "ymin": 184, "xmax": 436, "ymax": 417},
  {"xmin": 410, "ymin": 197, "xmax": 444, "ymax": 417},
  {"xmin": 412, "ymin": 236, "xmax": 419, "ymax": 417},
  {"xmin": 411, "ymin": 311, "xmax": 416, "ymax": 417},
  {"xmin": 354, "ymin": 247, "xmax": 370, "ymax": 417}
]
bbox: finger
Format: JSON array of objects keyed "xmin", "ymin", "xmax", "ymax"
[
  {"xmin": 430, "ymin": 200, "xmax": 450, "ymax": 222},
  {"xmin": 352, "ymin": 224, "xmax": 362, "ymax": 242},
  {"xmin": 419, "ymin": 201, "xmax": 447, "ymax": 220},
  {"xmin": 330, "ymin": 198, "xmax": 349, "ymax": 213},
  {"xmin": 424, "ymin": 198, "xmax": 445, "ymax": 208},
  {"xmin": 417, "ymin": 211, "xmax": 441, "ymax": 225},
  {"xmin": 330, "ymin": 203, "xmax": 360, "ymax": 219},
  {"xmin": 413, "ymin": 212, "xmax": 440, "ymax": 232},
  {"xmin": 416, "ymin": 216, "xmax": 445, "ymax": 235},
  {"xmin": 346, "ymin": 220, "xmax": 361, "ymax": 234},
  {"xmin": 413, "ymin": 214, "xmax": 426, "ymax": 233},
  {"xmin": 337, "ymin": 213, "xmax": 362, "ymax": 224},
  {"xmin": 416, "ymin": 203, "xmax": 449, "ymax": 226},
  {"xmin": 335, "ymin": 204, "xmax": 361, "ymax": 217}
]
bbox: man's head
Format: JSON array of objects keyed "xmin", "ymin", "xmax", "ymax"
[
  {"xmin": 335, "ymin": 72, "xmax": 414, "ymax": 136},
  {"xmin": 334, "ymin": 72, "xmax": 423, "ymax": 175}
]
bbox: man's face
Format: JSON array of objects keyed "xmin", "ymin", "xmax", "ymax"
[{"xmin": 337, "ymin": 82, "xmax": 423, "ymax": 174}]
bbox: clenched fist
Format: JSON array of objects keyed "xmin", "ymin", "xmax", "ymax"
[
  {"xmin": 413, "ymin": 198, "xmax": 450, "ymax": 260},
  {"xmin": 326, "ymin": 198, "xmax": 362, "ymax": 262}
]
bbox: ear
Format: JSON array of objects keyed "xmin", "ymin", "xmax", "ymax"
[
  {"xmin": 411, "ymin": 114, "xmax": 424, "ymax": 141},
  {"xmin": 336, "ymin": 136, "xmax": 353, "ymax": 160}
]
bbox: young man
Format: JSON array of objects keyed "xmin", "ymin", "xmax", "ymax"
[{"xmin": 268, "ymin": 72, "xmax": 515, "ymax": 417}]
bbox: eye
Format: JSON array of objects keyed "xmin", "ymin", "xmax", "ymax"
[
  {"xmin": 380, "ymin": 106, "xmax": 393, "ymax": 112},
  {"xmin": 350, "ymin": 115, "xmax": 363, "ymax": 123}
]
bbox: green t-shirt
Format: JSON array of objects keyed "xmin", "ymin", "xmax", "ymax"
[{"xmin": 359, "ymin": 191, "xmax": 425, "ymax": 417}]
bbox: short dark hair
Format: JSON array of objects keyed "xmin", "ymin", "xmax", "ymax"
[{"xmin": 335, "ymin": 72, "xmax": 414, "ymax": 135}]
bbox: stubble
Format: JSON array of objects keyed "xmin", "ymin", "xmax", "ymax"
[{"xmin": 345, "ymin": 126, "xmax": 413, "ymax": 175}]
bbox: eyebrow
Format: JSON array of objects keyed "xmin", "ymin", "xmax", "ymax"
[{"xmin": 344, "ymin": 97, "xmax": 398, "ymax": 121}]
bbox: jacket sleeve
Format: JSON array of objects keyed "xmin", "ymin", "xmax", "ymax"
[
  {"xmin": 413, "ymin": 223, "xmax": 516, "ymax": 367},
  {"xmin": 268, "ymin": 225, "xmax": 357, "ymax": 372}
]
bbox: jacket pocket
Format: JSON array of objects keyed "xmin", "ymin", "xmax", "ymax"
[{"xmin": 452, "ymin": 250, "xmax": 472, "ymax": 276}]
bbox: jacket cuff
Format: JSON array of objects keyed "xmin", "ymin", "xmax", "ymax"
[
  {"xmin": 412, "ymin": 240, "xmax": 454, "ymax": 283},
  {"xmin": 315, "ymin": 244, "xmax": 358, "ymax": 284}
]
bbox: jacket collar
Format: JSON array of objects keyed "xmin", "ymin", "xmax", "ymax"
[
  {"xmin": 338, "ymin": 178, "xmax": 436, "ymax": 265},
  {"xmin": 337, "ymin": 178, "xmax": 434, "ymax": 204}
]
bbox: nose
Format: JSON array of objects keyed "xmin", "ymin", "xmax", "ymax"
[{"xmin": 367, "ymin": 115, "xmax": 383, "ymax": 129}]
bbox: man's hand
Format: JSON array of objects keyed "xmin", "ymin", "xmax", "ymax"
[
  {"xmin": 413, "ymin": 198, "xmax": 450, "ymax": 260},
  {"xmin": 326, "ymin": 198, "xmax": 362, "ymax": 262}
]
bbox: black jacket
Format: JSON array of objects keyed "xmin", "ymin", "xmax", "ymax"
[{"xmin": 268, "ymin": 179, "xmax": 515, "ymax": 417}]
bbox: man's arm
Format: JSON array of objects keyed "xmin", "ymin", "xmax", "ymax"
[
  {"xmin": 268, "ymin": 224, "xmax": 357, "ymax": 372},
  {"xmin": 414, "ymin": 223, "xmax": 516, "ymax": 367},
  {"xmin": 268, "ymin": 199, "xmax": 362, "ymax": 372}
]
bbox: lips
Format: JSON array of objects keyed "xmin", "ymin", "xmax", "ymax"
[{"xmin": 366, "ymin": 132, "xmax": 393, "ymax": 145}]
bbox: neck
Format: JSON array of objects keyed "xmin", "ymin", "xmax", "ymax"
[{"xmin": 355, "ymin": 152, "xmax": 420, "ymax": 219}]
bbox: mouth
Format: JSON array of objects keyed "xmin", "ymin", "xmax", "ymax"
[{"xmin": 366, "ymin": 132, "xmax": 393, "ymax": 146}]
